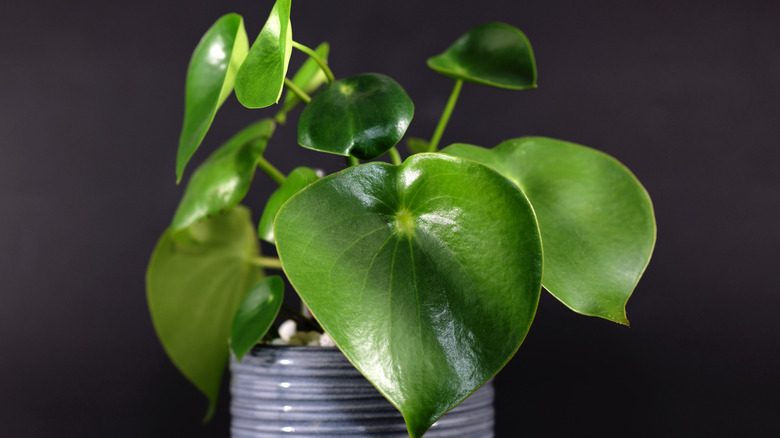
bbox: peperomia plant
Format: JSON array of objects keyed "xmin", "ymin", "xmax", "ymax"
[{"xmin": 146, "ymin": 1, "xmax": 656, "ymax": 437}]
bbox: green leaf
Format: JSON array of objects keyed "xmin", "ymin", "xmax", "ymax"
[
  {"xmin": 258, "ymin": 166, "xmax": 319, "ymax": 244},
  {"xmin": 147, "ymin": 205, "xmax": 262, "ymax": 420},
  {"xmin": 235, "ymin": 0, "xmax": 293, "ymax": 108},
  {"xmin": 171, "ymin": 119, "xmax": 275, "ymax": 233},
  {"xmin": 230, "ymin": 276, "xmax": 284, "ymax": 361},
  {"xmin": 177, "ymin": 13, "xmax": 249, "ymax": 183},
  {"xmin": 405, "ymin": 137, "xmax": 430, "ymax": 155},
  {"xmin": 297, "ymin": 73, "xmax": 414, "ymax": 160},
  {"xmin": 442, "ymin": 138, "xmax": 656, "ymax": 324},
  {"xmin": 274, "ymin": 154, "xmax": 541, "ymax": 437},
  {"xmin": 427, "ymin": 22, "xmax": 536, "ymax": 90},
  {"xmin": 276, "ymin": 42, "xmax": 330, "ymax": 123}
]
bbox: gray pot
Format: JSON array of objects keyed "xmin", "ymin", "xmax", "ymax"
[{"xmin": 230, "ymin": 345, "xmax": 494, "ymax": 437}]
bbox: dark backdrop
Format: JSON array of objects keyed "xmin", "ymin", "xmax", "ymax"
[{"xmin": 2, "ymin": 0, "xmax": 778, "ymax": 436}]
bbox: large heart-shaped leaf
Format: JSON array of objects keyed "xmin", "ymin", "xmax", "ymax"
[
  {"xmin": 442, "ymin": 138, "xmax": 656, "ymax": 324},
  {"xmin": 171, "ymin": 119, "xmax": 275, "ymax": 233},
  {"xmin": 177, "ymin": 13, "xmax": 249, "ymax": 183},
  {"xmin": 276, "ymin": 42, "xmax": 330, "ymax": 124},
  {"xmin": 147, "ymin": 205, "xmax": 262, "ymax": 420},
  {"xmin": 257, "ymin": 166, "xmax": 319, "ymax": 244},
  {"xmin": 427, "ymin": 22, "xmax": 536, "ymax": 90},
  {"xmin": 297, "ymin": 73, "xmax": 414, "ymax": 160},
  {"xmin": 235, "ymin": 0, "xmax": 293, "ymax": 108},
  {"xmin": 230, "ymin": 275, "xmax": 284, "ymax": 361},
  {"xmin": 274, "ymin": 154, "xmax": 542, "ymax": 437}
]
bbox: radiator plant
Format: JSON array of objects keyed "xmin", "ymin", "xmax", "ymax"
[{"xmin": 146, "ymin": 1, "xmax": 656, "ymax": 436}]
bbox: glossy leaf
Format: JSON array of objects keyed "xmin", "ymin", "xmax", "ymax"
[
  {"xmin": 235, "ymin": 0, "xmax": 293, "ymax": 108},
  {"xmin": 274, "ymin": 154, "xmax": 542, "ymax": 437},
  {"xmin": 147, "ymin": 205, "xmax": 262, "ymax": 420},
  {"xmin": 230, "ymin": 276, "xmax": 284, "ymax": 361},
  {"xmin": 258, "ymin": 166, "xmax": 319, "ymax": 244},
  {"xmin": 171, "ymin": 119, "xmax": 275, "ymax": 233},
  {"xmin": 177, "ymin": 13, "xmax": 249, "ymax": 183},
  {"xmin": 427, "ymin": 22, "xmax": 536, "ymax": 90},
  {"xmin": 442, "ymin": 138, "xmax": 656, "ymax": 324},
  {"xmin": 297, "ymin": 73, "xmax": 414, "ymax": 160},
  {"xmin": 277, "ymin": 42, "xmax": 330, "ymax": 123}
]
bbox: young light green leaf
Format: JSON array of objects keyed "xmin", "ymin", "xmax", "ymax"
[
  {"xmin": 147, "ymin": 205, "xmax": 262, "ymax": 420},
  {"xmin": 276, "ymin": 42, "xmax": 330, "ymax": 123},
  {"xmin": 258, "ymin": 166, "xmax": 319, "ymax": 244},
  {"xmin": 442, "ymin": 138, "xmax": 656, "ymax": 324},
  {"xmin": 230, "ymin": 276, "xmax": 284, "ymax": 361},
  {"xmin": 171, "ymin": 119, "xmax": 275, "ymax": 233},
  {"xmin": 235, "ymin": 0, "xmax": 293, "ymax": 108},
  {"xmin": 274, "ymin": 154, "xmax": 542, "ymax": 438},
  {"xmin": 297, "ymin": 73, "xmax": 414, "ymax": 160},
  {"xmin": 427, "ymin": 22, "xmax": 536, "ymax": 90},
  {"xmin": 177, "ymin": 13, "xmax": 249, "ymax": 183}
]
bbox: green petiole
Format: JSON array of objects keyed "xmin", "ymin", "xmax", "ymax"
[
  {"xmin": 256, "ymin": 156, "xmax": 286, "ymax": 185},
  {"xmin": 250, "ymin": 256, "xmax": 284, "ymax": 270},
  {"xmin": 428, "ymin": 79, "xmax": 463, "ymax": 152},
  {"xmin": 292, "ymin": 41, "xmax": 336, "ymax": 83},
  {"xmin": 283, "ymin": 77, "xmax": 312, "ymax": 103}
]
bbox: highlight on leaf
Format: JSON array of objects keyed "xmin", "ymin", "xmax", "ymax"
[
  {"xmin": 171, "ymin": 119, "xmax": 275, "ymax": 233},
  {"xmin": 177, "ymin": 13, "xmax": 249, "ymax": 183},
  {"xmin": 427, "ymin": 22, "xmax": 537, "ymax": 90},
  {"xmin": 235, "ymin": 0, "xmax": 293, "ymax": 108},
  {"xmin": 442, "ymin": 138, "xmax": 656, "ymax": 324},
  {"xmin": 297, "ymin": 73, "xmax": 414, "ymax": 160},
  {"xmin": 274, "ymin": 153, "xmax": 542, "ymax": 437}
]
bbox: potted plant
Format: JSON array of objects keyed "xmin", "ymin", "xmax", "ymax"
[{"xmin": 146, "ymin": 1, "xmax": 656, "ymax": 437}]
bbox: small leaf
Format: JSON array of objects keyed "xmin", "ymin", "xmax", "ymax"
[
  {"xmin": 442, "ymin": 138, "xmax": 656, "ymax": 324},
  {"xmin": 177, "ymin": 13, "xmax": 249, "ymax": 183},
  {"xmin": 258, "ymin": 166, "xmax": 319, "ymax": 244},
  {"xmin": 235, "ymin": 0, "xmax": 293, "ymax": 108},
  {"xmin": 274, "ymin": 154, "xmax": 542, "ymax": 437},
  {"xmin": 171, "ymin": 119, "xmax": 275, "ymax": 233},
  {"xmin": 147, "ymin": 205, "xmax": 262, "ymax": 420},
  {"xmin": 405, "ymin": 137, "xmax": 430, "ymax": 155},
  {"xmin": 427, "ymin": 22, "xmax": 536, "ymax": 90},
  {"xmin": 230, "ymin": 276, "xmax": 284, "ymax": 361},
  {"xmin": 297, "ymin": 73, "xmax": 414, "ymax": 160},
  {"xmin": 277, "ymin": 42, "xmax": 330, "ymax": 123}
]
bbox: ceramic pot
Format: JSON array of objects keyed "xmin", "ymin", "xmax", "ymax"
[{"xmin": 230, "ymin": 345, "xmax": 494, "ymax": 437}]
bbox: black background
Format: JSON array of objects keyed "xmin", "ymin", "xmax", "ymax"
[{"xmin": 2, "ymin": 0, "xmax": 778, "ymax": 436}]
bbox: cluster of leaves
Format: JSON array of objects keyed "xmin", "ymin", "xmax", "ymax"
[{"xmin": 146, "ymin": 1, "xmax": 656, "ymax": 436}]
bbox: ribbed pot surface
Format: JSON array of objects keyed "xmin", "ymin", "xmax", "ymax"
[{"xmin": 230, "ymin": 346, "xmax": 494, "ymax": 437}]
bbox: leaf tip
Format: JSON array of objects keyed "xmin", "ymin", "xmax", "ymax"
[{"xmin": 201, "ymin": 398, "xmax": 217, "ymax": 424}]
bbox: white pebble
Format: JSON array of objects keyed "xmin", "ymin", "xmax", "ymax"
[
  {"xmin": 278, "ymin": 320, "xmax": 297, "ymax": 342},
  {"xmin": 319, "ymin": 333, "xmax": 336, "ymax": 347}
]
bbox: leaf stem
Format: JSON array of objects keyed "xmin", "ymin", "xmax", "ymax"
[
  {"xmin": 283, "ymin": 77, "xmax": 311, "ymax": 104},
  {"xmin": 428, "ymin": 79, "xmax": 463, "ymax": 152},
  {"xmin": 347, "ymin": 156, "xmax": 360, "ymax": 167},
  {"xmin": 250, "ymin": 256, "xmax": 284, "ymax": 270},
  {"xmin": 292, "ymin": 41, "xmax": 336, "ymax": 83},
  {"xmin": 388, "ymin": 147, "xmax": 402, "ymax": 165},
  {"xmin": 256, "ymin": 157, "xmax": 286, "ymax": 185}
]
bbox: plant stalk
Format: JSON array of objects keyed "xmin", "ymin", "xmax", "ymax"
[
  {"xmin": 428, "ymin": 79, "xmax": 463, "ymax": 152},
  {"xmin": 250, "ymin": 256, "xmax": 284, "ymax": 270},
  {"xmin": 388, "ymin": 147, "xmax": 402, "ymax": 165},
  {"xmin": 292, "ymin": 41, "xmax": 336, "ymax": 83},
  {"xmin": 256, "ymin": 156, "xmax": 286, "ymax": 186},
  {"xmin": 283, "ymin": 77, "xmax": 311, "ymax": 103}
]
